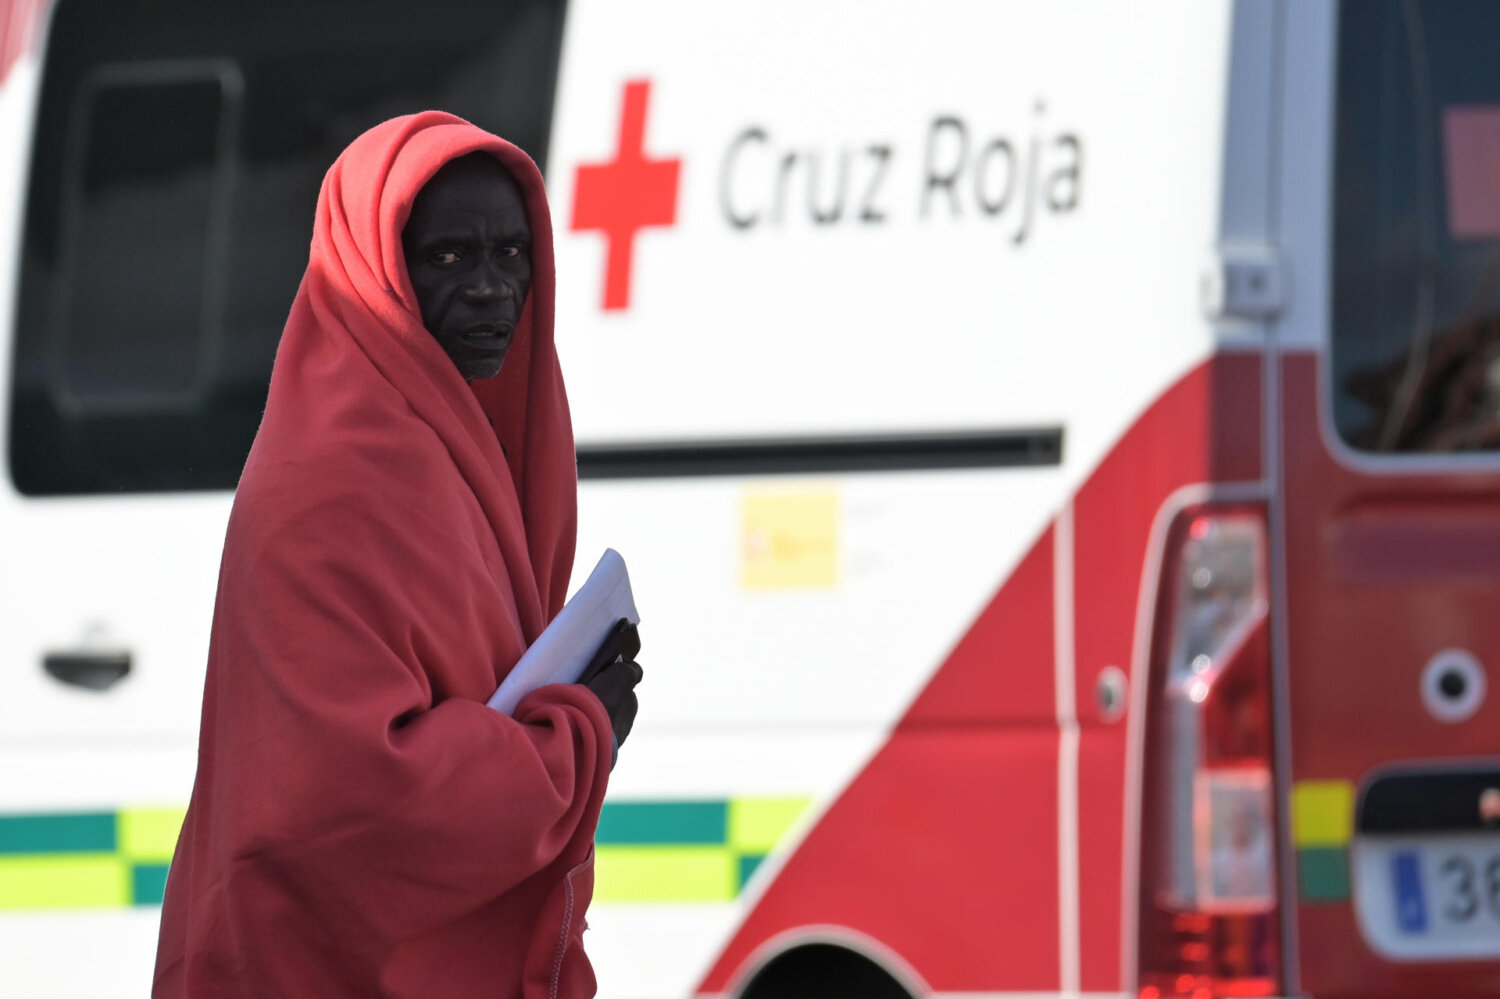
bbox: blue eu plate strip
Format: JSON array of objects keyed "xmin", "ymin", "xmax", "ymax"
[{"xmin": 1392, "ymin": 850, "xmax": 1427, "ymax": 934}]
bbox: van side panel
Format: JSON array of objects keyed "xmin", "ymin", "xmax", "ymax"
[
  {"xmin": 696, "ymin": 353, "xmax": 1264, "ymax": 995},
  {"xmin": 551, "ymin": 1, "xmax": 1237, "ymax": 995}
]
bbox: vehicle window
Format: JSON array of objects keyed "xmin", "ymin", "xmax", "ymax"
[
  {"xmin": 61, "ymin": 68, "xmax": 233, "ymax": 408},
  {"xmin": 9, "ymin": 0, "xmax": 566, "ymax": 495},
  {"xmin": 1333, "ymin": 0, "xmax": 1500, "ymax": 454}
]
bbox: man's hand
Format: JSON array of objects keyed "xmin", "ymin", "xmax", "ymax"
[
  {"xmin": 584, "ymin": 658, "xmax": 643, "ymax": 750},
  {"xmin": 578, "ymin": 621, "xmax": 643, "ymax": 756}
]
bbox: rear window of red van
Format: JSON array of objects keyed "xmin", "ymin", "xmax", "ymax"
[{"xmin": 1332, "ymin": 0, "xmax": 1500, "ymax": 454}]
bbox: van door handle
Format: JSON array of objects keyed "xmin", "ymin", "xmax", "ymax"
[{"xmin": 43, "ymin": 650, "xmax": 132, "ymax": 691}]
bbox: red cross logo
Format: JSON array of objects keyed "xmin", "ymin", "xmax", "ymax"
[{"xmin": 571, "ymin": 80, "xmax": 682, "ymax": 312}]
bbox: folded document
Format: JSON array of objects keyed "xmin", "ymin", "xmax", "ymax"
[{"xmin": 487, "ymin": 549, "xmax": 640, "ymax": 716}]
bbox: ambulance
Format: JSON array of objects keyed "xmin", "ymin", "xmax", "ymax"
[{"xmin": 1, "ymin": 0, "xmax": 1498, "ymax": 995}]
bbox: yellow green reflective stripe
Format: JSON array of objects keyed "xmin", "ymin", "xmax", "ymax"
[
  {"xmin": 728, "ymin": 796, "xmax": 807, "ymax": 853},
  {"xmin": 0, "ymin": 854, "xmax": 130, "ymax": 909},
  {"xmin": 0, "ymin": 797, "xmax": 811, "ymax": 909},
  {"xmin": 592, "ymin": 797, "xmax": 810, "ymax": 903},
  {"xmin": 119, "ymin": 806, "xmax": 187, "ymax": 863},
  {"xmin": 1291, "ymin": 780, "xmax": 1354, "ymax": 847},
  {"xmin": 594, "ymin": 846, "xmax": 738, "ymax": 902},
  {"xmin": 1297, "ymin": 846, "xmax": 1351, "ymax": 902},
  {"xmin": 0, "ymin": 806, "xmax": 186, "ymax": 910},
  {"xmin": 132, "ymin": 864, "xmax": 172, "ymax": 906},
  {"xmin": 1291, "ymin": 780, "xmax": 1355, "ymax": 903},
  {"xmin": 595, "ymin": 801, "xmax": 726, "ymax": 844},
  {"xmin": 0, "ymin": 812, "xmax": 115, "ymax": 854},
  {"xmin": 591, "ymin": 797, "xmax": 810, "ymax": 903}
]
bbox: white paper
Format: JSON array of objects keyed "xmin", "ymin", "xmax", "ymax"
[{"xmin": 487, "ymin": 549, "xmax": 639, "ymax": 715}]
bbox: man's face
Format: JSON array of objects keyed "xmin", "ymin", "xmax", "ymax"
[{"xmin": 402, "ymin": 154, "xmax": 532, "ymax": 381}]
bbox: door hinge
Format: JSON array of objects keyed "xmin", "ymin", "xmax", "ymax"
[{"xmin": 1200, "ymin": 246, "xmax": 1287, "ymax": 322}]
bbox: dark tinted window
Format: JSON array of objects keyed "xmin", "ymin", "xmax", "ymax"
[
  {"xmin": 63, "ymin": 69, "xmax": 232, "ymax": 405},
  {"xmin": 1333, "ymin": 1, "xmax": 1500, "ymax": 453},
  {"xmin": 9, "ymin": 0, "xmax": 566, "ymax": 494}
]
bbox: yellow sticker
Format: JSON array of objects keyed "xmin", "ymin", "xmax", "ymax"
[
  {"xmin": 1291, "ymin": 780, "xmax": 1355, "ymax": 847},
  {"xmin": 741, "ymin": 489, "xmax": 839, "ymax": 589}
]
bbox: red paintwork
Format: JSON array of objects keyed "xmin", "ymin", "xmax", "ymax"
[
  {"xmin": 0, "ymin": 0, "xmax": 46, "ymax": 85},
  {"xmin": 1075, "ymin": 726, "xmax": 1129, "ymax": 991},
  {"xmin": 696, "ymin": 353, "xmax": 1265, "ymax": 995},
  {"xmin": 705, "ymin": 726, "xmax": 1066, "ymax": 993},
  {"xmin": 1072, "ymin": 352, "xmax": 1263, "ymax": 991},
  {"xmin": 1280, "ymin": 352, "xmax": 1500, "ymax": 998},
  {"xmin": 902, "ymin": 525, "xmax": 1058, "ymax": 727},
  {"xmin": 570, "ymin": 79, "xmax": 681, "ymax": 312}
]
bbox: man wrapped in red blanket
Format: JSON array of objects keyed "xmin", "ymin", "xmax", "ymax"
[{"xmin": 154, "ymin": 113, "xmax": 641, "ymax": 997}]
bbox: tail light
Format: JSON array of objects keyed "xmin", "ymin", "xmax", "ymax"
[{"xmin": 1137, "ymin": 506, "xmax": 1282, "ymax": 999}]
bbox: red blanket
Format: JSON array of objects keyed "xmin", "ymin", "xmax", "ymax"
[{"xmin": 154, "ymin": 113, "xmax": 613, "ymax": 998}]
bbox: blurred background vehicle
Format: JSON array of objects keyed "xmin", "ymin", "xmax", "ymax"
[{"xmin": 0, "ymin": 1, "xmax": 1497, "ymax": 996}]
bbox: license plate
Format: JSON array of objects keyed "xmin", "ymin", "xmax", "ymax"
[{"xmin": 1352, "ymin": 834, "xmax": 1500, "ymax": 960}]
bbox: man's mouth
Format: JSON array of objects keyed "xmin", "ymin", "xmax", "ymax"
[{"xmin": 456, "ymin": 323, "xmax": 514, "ymax": 352}]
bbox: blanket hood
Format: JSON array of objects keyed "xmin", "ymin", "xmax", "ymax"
[{"xmin": 276, "ymin": 110, "xmax": 576, "ymax": 628}]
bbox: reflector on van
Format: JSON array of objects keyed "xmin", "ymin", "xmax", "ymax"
[{"xmin": 1137, "ymin": 507, "xmax": 1282, "ymax": 999}]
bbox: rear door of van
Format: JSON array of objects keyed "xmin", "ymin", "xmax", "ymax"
[{"xmin": 1278, "ymin": 3, "xmax": 1500, "ymax": 996}]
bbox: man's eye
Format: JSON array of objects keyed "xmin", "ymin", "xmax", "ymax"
[{"xmin": 430, "ymin": 250, "xmax": 461, "ymax": 265}]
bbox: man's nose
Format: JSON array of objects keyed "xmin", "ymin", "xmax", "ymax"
[{"xmin": 462, "ymin": 260, "xmax": 513, "ymax": 302}]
